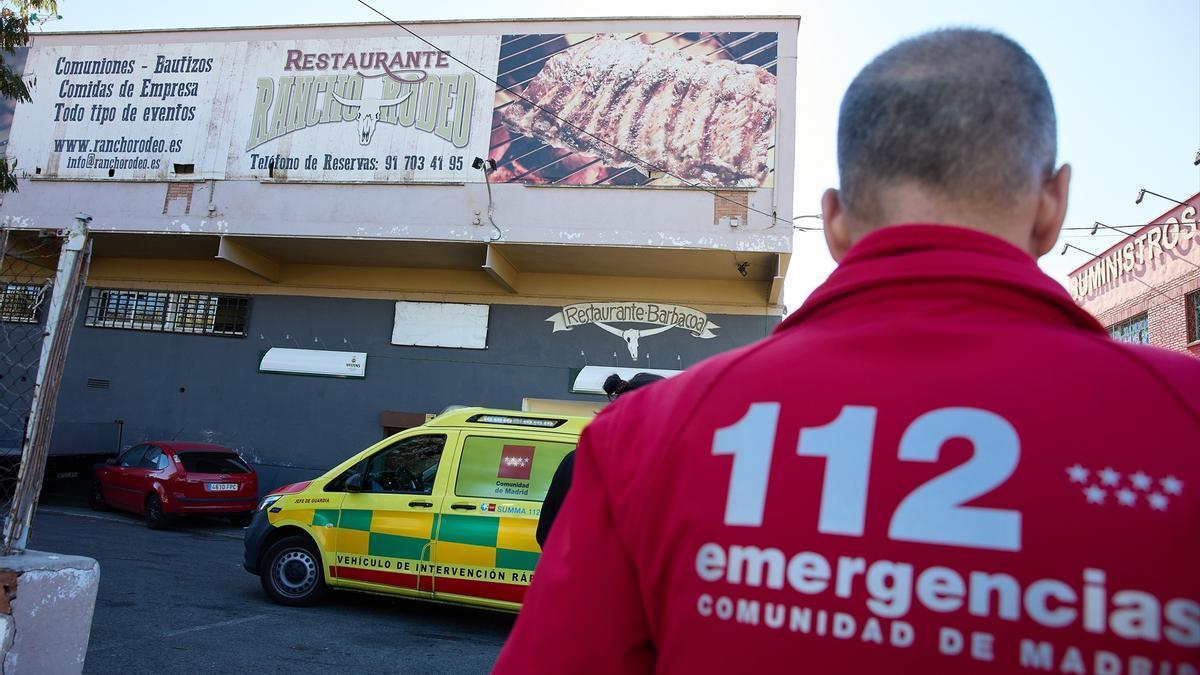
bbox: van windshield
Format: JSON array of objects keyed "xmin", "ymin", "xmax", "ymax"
[{"xmin": 178, "ymin": 452, "xmax": 251, "ymax": 474}]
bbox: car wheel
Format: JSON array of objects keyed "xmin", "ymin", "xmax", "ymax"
[
  {"xmin": 229, "ymin": 512, "xmax": 253, "ymax": 527},
  {"xmin": 145, "ymin": 494, "xmax": 169, "ymax": 530},
  {"xmin": 261, "ymin": 535, "xmax": 327, "ymax": 606},
  {"xmin": 88, "ymin": 481, "xmax": 107, "ymax": 511}
]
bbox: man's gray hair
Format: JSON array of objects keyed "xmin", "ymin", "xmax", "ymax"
[{"xmin": 837, "ymin": 29, "xmax": 1057, "ymax": 219}]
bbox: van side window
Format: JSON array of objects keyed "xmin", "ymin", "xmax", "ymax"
[
  {"xmin": 325, "ymin": 466, "xmax": 358, "ymax": 493},
  {"xmin": 454, "ymin": 436, "xmax": 575, "ymax": 502},
  {"xmin": 362, "ymin": 434, "xmax": 447, "ymax": 495}
]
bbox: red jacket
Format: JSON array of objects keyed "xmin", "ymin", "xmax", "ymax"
[{"xmin": 494, "ymin": 225, "xmax": 1200, "ymax": 674}]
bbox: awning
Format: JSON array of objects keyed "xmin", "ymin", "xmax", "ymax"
[
  {"xmin": 258, "ymin": 347, "xmax": 367, "ymax": 378},
  {"xmin": 570, "ymin": 366, "xmax": 681, "ymax": 395}
]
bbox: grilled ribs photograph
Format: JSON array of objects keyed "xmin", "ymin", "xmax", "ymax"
[{"xmin": 498, "ymin": 35, "xmax": 777, "ymax": 186}]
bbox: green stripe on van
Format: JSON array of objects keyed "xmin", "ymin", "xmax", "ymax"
[
  {"xmin": 313, "ymin": 509, "xmax": 340, "ymax": 528},
  {"xmin": 438, "ymin": 514, "xmax": 498, "ymax": 547},
  {"xmin": 496, "ymin": 548, "xmax": 540, "ymax": 572},
  {"xmin": 368, "ymin": 532, "xmax": 429, "ymax": 560},
  {"xmin": 339, "ymin": 509, "xmax": 373, "ymax": 532}
]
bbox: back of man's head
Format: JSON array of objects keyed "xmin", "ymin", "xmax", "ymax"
[{"xmin": 827, "ymin": 29, "xmax": 1066, "ymax": 253}]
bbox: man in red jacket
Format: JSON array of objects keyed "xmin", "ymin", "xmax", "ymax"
[{"xmin": 495, "ymin": 29, "xmax": 1200, "ymax": 674}]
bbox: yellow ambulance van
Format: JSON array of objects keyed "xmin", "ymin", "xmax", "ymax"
[{"xmin": 242, "ymin": 408, "xmax": 590, "ymax": 610}]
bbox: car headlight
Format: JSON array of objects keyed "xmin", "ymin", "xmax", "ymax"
[{"xmin": 258, "ymin": 494, "xmax": 282, "ymax": 511}]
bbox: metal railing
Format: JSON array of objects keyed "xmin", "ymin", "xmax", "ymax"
[{"xmin": 83, "ymin": 288, "xmax": 250, "ymax": 337}]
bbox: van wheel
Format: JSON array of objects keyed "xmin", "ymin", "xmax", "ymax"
[
  {"xmin": 261, "ymin": 535, "xmax": 327, "ymax": 606},
  {"xmin": 88, "ymin": 481, "xmax": 107, "ymax": 511},
  {"xmin": 145, "ymin": 494, "xmax": 169, "ymax": 530}
]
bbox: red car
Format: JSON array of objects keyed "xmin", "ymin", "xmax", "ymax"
[{"xmin": 90, "ymin": 442, "xmax": 258, "ymax": 529}]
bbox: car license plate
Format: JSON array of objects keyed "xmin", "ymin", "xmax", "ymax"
[{"xmin": 206, "ymin": 483, "xmax": 238, "ymax": 492}]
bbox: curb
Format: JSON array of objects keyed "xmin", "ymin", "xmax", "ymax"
[{"xmin": 35, "ymin": 507, "xmax": 245, "ymax": 540}]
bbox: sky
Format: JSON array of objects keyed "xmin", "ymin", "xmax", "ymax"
[{"xmin": 41, "ymin": 0, "xmax": 1200, "ymax": 311}]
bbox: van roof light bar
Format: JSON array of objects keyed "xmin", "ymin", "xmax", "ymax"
[{"xmin": 468, "ymin": 414, "xmax": 564, "ymax": 428}]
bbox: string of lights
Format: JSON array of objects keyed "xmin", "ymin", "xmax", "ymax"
[{"xmin": 353, "ymin": 0, "xmax": 821, "ymax": 232}]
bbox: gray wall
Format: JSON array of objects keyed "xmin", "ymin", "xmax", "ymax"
[
  {"xmin": 0, "ymin": 322, "xmax": 41, "ymax": 456},
  {"xmin": 55, "ymin": 292, "xmax": 778, "ymax": 493}
]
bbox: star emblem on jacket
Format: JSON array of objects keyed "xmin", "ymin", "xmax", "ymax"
[
  {"xmin": 1067, "ymin": 464, "xmax": 1183, "ymax": 512},
  {"xmin": 1066, "ymin": 464, "xmax": 1088, "ymax": 483}
]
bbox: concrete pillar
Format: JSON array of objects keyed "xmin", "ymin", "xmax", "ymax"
[{"xmin": 0, "ymin": 551, "xmax": 99, "ymax": 674}]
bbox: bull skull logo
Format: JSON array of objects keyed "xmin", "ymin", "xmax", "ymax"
[
  {"xmin": 330, "ymin": 79, "xmax": 414, "ymax": 146},
  {"xmin": 594, "ymin": 322, "xmax": 675, "ymax": 360}
]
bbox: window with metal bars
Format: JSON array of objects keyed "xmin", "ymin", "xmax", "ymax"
[
  {"xmin": 0, "ymin": 283, "xmax": 48, "ymax": 324},
  {"xmin": 1107, "ymin": 313, "xmax": 1149, "ymax": 345},
  {"xmin": 1188, "ymin": 290, "xmax": 1200, "ymax": 345},
  {"xmin": 84, "ymin": 289, "xmax": 249, "ymax": 337}
]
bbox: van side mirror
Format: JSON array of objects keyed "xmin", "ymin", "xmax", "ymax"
[{"xmin": 345, "ymin": 473, "xmax": 364, "ymax": 492}]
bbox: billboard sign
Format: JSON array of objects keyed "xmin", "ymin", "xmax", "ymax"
[
  {"xmin": 490, "ymin": 32, "xmax": 778, "ymax": 187},
  {"xmin": 7, "ymin": 43, "xmax": 239, "ymax": 179},
  {"xmin": 227, "ymin": 36, "xmax": 501, "ymax": 182},
  {"xmin": 7, "ymin": 30, "xmax": 777, "ymax": 187}
]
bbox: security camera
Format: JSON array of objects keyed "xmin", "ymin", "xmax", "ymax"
[
  {"xmin": 472, "ymin": 157, "xmax": 496, "ymax": 172},
  {"xmin": 75, "ymin": 212, "xmax": 93, "ymax": 223},
  {"xmin": 1135, "ymin": 189, "xmax": 1145, "ymax": 205}
]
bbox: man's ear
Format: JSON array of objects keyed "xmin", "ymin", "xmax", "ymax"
[
  {"xmin": 821, "ymin": 188, "xmax": 854, "ymax": 262},
  {"xmin": 1031, "ymin": 164, "xmax": 1071, "ymax": 257}
]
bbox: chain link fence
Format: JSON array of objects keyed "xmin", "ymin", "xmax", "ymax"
[
  {"xmin": 0, "ymin": 221, "xmax": 90, "ymax": 553},
  {"xmin": 0, "ymin": 230, "xmax": 60, "ymax": 513}
]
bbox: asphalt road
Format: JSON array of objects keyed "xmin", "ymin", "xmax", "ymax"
[{"xmin": 27, "ymin": 502, "xmax": 515, "ymax": 674}]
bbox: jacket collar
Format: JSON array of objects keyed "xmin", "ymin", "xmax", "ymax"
[{"xmin": 777, "ymin": 224, "xmax": 1106, "ymax": 334}]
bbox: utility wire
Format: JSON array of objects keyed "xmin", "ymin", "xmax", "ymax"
[
  {"xmin": 1062, "ymin": 248, "xmax": 1194, "ymax": 344},
  {"xmin": 1069, "ymin": 222, "xmax": 1200, "ymax": 271},
  {"xmin": 790, "ymin": 220, "xmax": 1197, "ymax": 236},
  {"xmin": 1060, "ymin": 243, "xmax": 1185, "ymax": 306},
  {"xmin": 1061, "ymin": 221, "xmax": 1186, "ymax": 232},
  {"xmin": 353, "ymin": 0, "xmax": 818, "ymax": 231},
  {"xmin": 356, "ymin": 1, "xmax": 1196, "ymax": 244}
]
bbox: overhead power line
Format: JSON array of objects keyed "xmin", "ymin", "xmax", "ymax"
[
  {"xmin": 1060, "ymin": 243, "xmax": 1186, "ymax": 306},
  {"xmin": 353, "ymin": 0, "xmax": 819, "ymax": 231}
]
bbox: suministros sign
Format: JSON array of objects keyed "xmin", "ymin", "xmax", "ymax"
[
  {"xmin": 1069, "ymin": 206, "xmax": 1198, "ymax": 301},
  {"xmin": 547, "ymin": 301, "xmax": 718, "ymax": 359}
]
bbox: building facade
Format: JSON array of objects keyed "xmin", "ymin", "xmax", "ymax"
[
  {"xmin": 0, "ymin": 18, "xmax": 799, "ymax": 492},
  {"xmin": 1067, "ymin": 192, "xmax": 1200, "ymax": 356}
]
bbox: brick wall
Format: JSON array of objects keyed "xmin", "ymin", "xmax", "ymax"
[
  {"xmin": 162, "ymin": 182, "xmax": 194, "ymax": 215},
  {"xmin": 1091, "ymin": 265, "xmax": 1200, "ymax": 358},
  {"xmin": 712, "ymin": 190, "xmax": 749, "ymax": 225}
]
